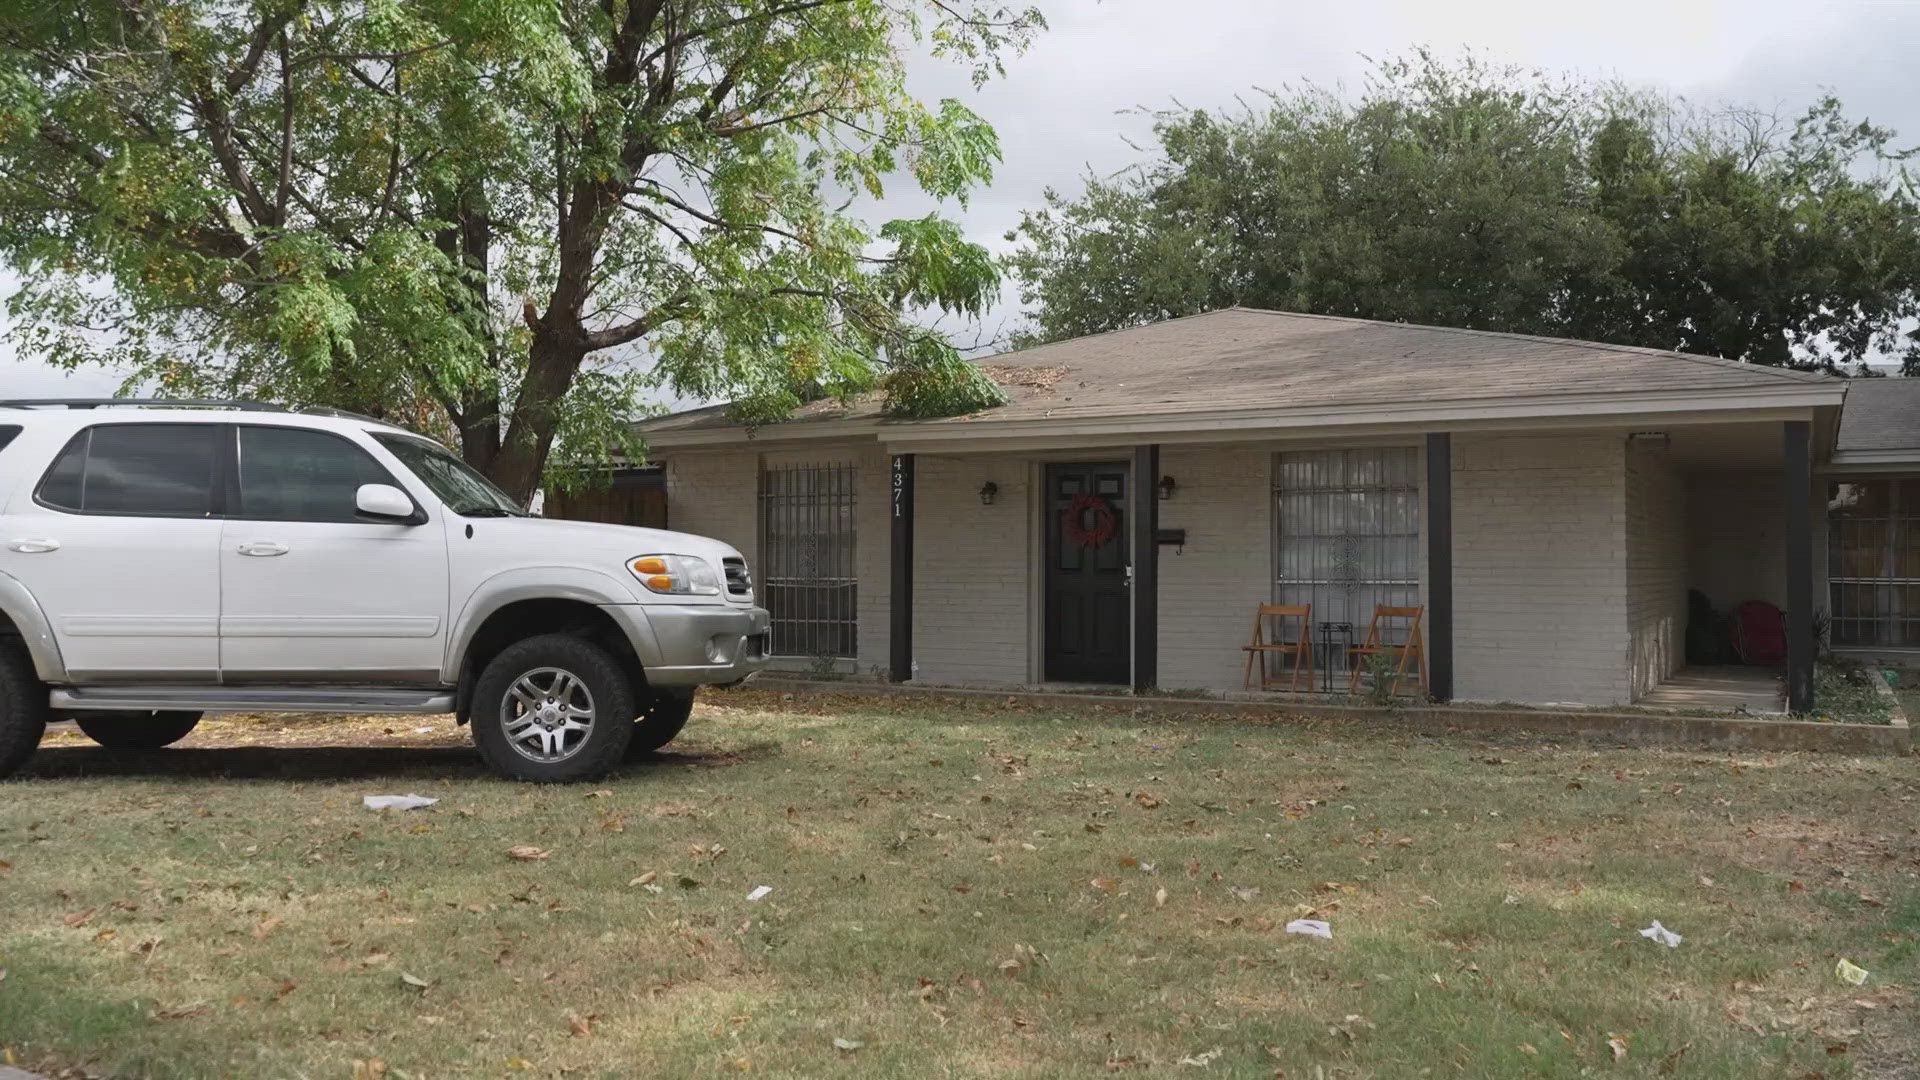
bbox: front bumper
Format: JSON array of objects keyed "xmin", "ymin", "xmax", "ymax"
[{"xmin": 601, "ymin": 603, "xmax": 772, "ymax": 687}]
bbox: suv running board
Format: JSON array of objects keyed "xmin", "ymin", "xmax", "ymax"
[{"xmin": 50, "ymin": 686, "xmax": 455, "ymax": 715}]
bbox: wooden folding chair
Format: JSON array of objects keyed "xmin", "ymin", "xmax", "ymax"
[
  {"xmin": 1347, "ymin": 605, "xmax": 1426, "ymax": 697},
  {"xmin": 1242, "ymin": 603, "xmax": 1314, "ymax": 692}
]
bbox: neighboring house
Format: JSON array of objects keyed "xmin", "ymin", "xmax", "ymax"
[{"xmin": 631, "ymin": 308, "xmax": 1880, "ymax": 711}]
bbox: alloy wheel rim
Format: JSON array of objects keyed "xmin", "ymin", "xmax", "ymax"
[{"xmin": 501, "ymin": 667, "xmax": 596, "ymax": 763}]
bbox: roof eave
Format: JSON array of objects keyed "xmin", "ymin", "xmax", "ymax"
[{"xmin": 641, "ymin": 383, "xmax": 1845, "ymax": 451}]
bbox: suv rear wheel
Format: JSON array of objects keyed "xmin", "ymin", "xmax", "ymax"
[
  {"xmin": 470, "ymin": 633, "xmax": 634, "ymax": 782},
  {"xmin": 628, "ymin": 688, "xmax": 696, "ymax": 757},
  {"xmin": 74, "ymin": 711, "xmax": 203, "ymax": 750},
  {"xmin": 0, "ymin": 647, "xmax": 48, "ymax": 778}
]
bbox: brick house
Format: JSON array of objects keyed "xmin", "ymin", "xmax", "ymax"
[{"xmin": 630, "ymin": 308, "xmax": 1891, "ymax": 712}]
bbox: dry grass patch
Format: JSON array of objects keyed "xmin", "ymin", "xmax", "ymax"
[{"xmin": 1, "ymin": 690, "xmax": 1916, "ymax": 1078}]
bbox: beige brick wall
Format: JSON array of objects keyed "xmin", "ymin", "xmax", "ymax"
[
  {"xmin": 1156, "ymin": 445, "xmax": 1276, "ymax": 690},
  {"xmin": 910, "ymin": 454, "xmax": 1033, "ymax": 683},
  {"xmin": 665, "ymin": 432, "xmax": 1685, "ymax": 707},
  {"xmin": 1453, "ymin": 433, "xmax": 1630, "ymax": 705},
  {"xmin": 663, "ymin": 449, "xmax": 758, "ymax": 570},
  {"xmin": 1627, "ymin": 440, "xmax": 1687, "ymax": 697}
]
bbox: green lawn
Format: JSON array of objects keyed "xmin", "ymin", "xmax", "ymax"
[{"xmin": 1, "ymin": 690, "xmax": 1916, "ymax": 1079}]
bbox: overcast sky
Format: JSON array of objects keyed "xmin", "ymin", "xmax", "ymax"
[{"xmin": 6, "ymin": 0, "xmax": 1918, "ymax": 398}]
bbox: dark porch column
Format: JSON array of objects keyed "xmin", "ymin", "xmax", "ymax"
[
  {"xmin": 1425, "ymin": 433, "xmax": 1454, "ymax": 702},
  {"xmin": 889, "ymin": 454, "xmax": 914, "ymax": 682},
  {"xmin": 1131, "ymin": 444, "xmax": 1160, "ymax": 692},
  {"xmin": 1784, "ymin": 421, "xmax": 1814, "ymax": 713}
]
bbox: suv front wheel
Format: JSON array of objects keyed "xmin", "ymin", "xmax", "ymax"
[{"xmin": 470, "ymin": 634, "xmax": 635, "ymax": 782}]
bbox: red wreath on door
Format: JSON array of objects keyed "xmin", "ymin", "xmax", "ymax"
[{"xmin": 1061, "ymin": 492, "xmax": 1117, "ymax": 548}]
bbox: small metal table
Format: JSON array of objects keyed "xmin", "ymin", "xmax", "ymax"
[{"xmin": 1316, "ymin": 621, "xmax": 1354, "ymax": 694}]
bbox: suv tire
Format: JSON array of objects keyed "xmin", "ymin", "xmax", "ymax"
[
  {"xmin": 74, "ymin": 711, "xmax": 203, "ymax": 750},
  {"xmin": 628, "ymin": 688, "xmax": 696, "ymax": 757},
  {"xmin": 471, "ymin": 634, "xmax": 635, "ymax": 782},
  {"xmin": 0, "ymin": 647, "xmax": 48, "ymax": 778}
]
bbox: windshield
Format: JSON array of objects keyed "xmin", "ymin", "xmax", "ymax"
[{"xmin": 373, "ymin": 433, "xmax": 527, "ymax": 517}]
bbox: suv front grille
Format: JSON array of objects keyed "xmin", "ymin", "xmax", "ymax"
[{"xmin": 722, "ymin": 557, "xmax": 752, "ymax": 598}]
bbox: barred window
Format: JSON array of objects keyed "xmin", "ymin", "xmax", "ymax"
[
  {"xmin": 1273, "ymin": 448, "xmax": 1421, "ymax": 675},
  {"xmin": 759, "ymin": 463, "xmax": 857, "ymax": 659},
  {"xmin": 1828, "ymin": 479, "xmax": 1920, "ymax": 648}
]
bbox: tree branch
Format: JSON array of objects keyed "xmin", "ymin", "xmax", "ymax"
[
  {"xmin": 224, "ymin": 3, "xmax": 303, "ymax": 95},
  {"xmin": 635, "ymin": 0, "xmax": 852, "ymax": 72},
  {"xmin": 582, "ymin": 295, "xmax": 693, "ymax": 351}
]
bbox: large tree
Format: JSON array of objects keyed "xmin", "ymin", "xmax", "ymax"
[
  {"xmin": 0, "ymin": 0, "xmax": 1039, "ymax": 499},
  {"xmin": 1009, "ymin": 52, "xmax": 1920, "ymax": 370}
]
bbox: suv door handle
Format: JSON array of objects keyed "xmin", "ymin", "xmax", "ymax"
[
  {"xmin": 236, "ymin": 541, "xmax": 289, "ymax": 557},
  {"xmin": 6, "ymin": 538, "xmax": 60, "ymax": 553}
]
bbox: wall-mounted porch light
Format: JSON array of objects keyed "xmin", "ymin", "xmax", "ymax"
[
  {"xmin": 978, "ymin": 481, "xmax": 999, "ymax": 506},
  {"xmin": 1158, "ymin": 475, "xmax": 1177, "ymax": 501}
]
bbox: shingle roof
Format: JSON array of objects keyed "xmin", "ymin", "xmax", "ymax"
[
  {"xmin": 1835, "ymin": 377, "xmax": 1920, "ymax": 453},
  {"xmin": 635, "ymin": 307, "xmax": 1837, "ymax": 437}
]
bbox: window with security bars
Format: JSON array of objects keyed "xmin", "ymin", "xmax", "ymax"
[
  {"xmin": 1273, "ymin": 448, "xmax": 1421, "ymax": 677},
  {"xmin": 1828, "ymin": 479, "xmax": 1920, "ymax": 648},
  {"xmin": 759, "ymin": 463, "xmax": 858, "ymax": 659}
]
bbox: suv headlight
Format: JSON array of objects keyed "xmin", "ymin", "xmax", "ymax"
[{"xmin": 628, "ymin": 554, "xmax": 722, "ymax": 596}]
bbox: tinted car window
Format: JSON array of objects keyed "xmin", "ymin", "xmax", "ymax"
[
  {"xmin": 237, "ymin": 426, "xmax": 398, "ymax": 522},
  {"xmin": 0, "ymin": 425, "xmax": 20, "ymax": 455},
  {"xmin": 37, "ymin": 424, "xmax": 220, "ymax": 517}
]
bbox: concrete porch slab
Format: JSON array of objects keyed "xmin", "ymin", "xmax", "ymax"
[{"xmin": 1637, "ymin": 666, "xmax": 1785, "ymax": 715}]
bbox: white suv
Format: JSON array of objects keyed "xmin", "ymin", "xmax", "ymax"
[{"xmin": 0, "ymin": 400, "xmax": 769, "ymax": 782}]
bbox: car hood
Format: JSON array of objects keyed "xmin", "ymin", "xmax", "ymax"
[{"xmin": 477, "ymin": 516, "xmax": 746, "ymax": 571}]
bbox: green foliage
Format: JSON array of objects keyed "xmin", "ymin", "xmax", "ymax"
[
  {"xmin": 1009, "ymin": 51, "xmax": 1920, "ymax": 370},
  {"xmin": 0, "ymin": 0, "xmax": 1042, "ymax": 499}
]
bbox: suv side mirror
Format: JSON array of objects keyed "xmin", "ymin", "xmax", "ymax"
[{"xmin": 355, "ymin": 483, "xmax": 421, "ymax": 523}]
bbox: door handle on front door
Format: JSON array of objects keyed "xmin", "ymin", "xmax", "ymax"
[
  {"xmin": 6, "ymin": 538, "xmax": 60, "ymax": 553},
  {"xmin": 237, "ymin": 541, "xmax": 289, "ymax": 557}
]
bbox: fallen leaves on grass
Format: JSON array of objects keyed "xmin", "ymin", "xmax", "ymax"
[
  {"xmin": 832, "ymin": 1037, "xmax": 864, "ymax": 1052},
  {"xmin": 361, "ymin": 952, "xmax": 390, "ymax": 967},
  {"xmin": 1176, "ymin": 1047, "xmax": 1222, "ymax": 1067},
  {"xmin": 399, "ymin": 972, "xmax": 431, "ymax": 993},
  {"xmin": 150, "ymin": 1002, "xmax": 210, "ymax": 1021},
  {"xmin": 1607, "ymin": 1033, "xmax": 1631, "ymax": 1061},
  {"xmin": 567, "ymin": 1012, "xmax": 595, "ymax": 1037},
  {"xmin": 507, "ymin": 846, "xmax": 550, "ymax": 861},
  {"xmin": 1154, "ymin": 887, "xmax": 1169, "ymax": 909},
  {"xmin": 629, "ymin": 871, "xmax": 658, "ymax": 888},
  {"xmin": 252, "ymin": 916, "xmax": 283, "ymax": 940},
  {"xmin": 62, "ymin": 908, "xmax": 96, "ymax": 928},
  {"xmin": 351, "ymin": 1059, "xmax": 387, "ymax": 1080}
]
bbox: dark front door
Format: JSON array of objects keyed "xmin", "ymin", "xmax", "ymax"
[{"xmin": 1045, "ymin": 462, "xmax": 1130, "ymax": 683}]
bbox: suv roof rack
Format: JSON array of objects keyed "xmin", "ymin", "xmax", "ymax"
[
  {"xmin": 0, "ymin": 398, "xmax": 396, "ymax": 427},
  {"xmin": 0, "ymin": 397, "xmax": 288, "ymax": 411}
]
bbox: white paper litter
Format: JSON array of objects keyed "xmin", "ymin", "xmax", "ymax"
[
  {"xmin": 1835, "ymin": 958, "xmax": 1869, "ymax": 985},
  {"xmin": 362, "ymin": 794, "xmax": 438, "ymax": 811},
  {"xmin": 747, "ymin": 885, "xmax": 772, "ymax": 901},
  {"xmin": 1284, "ymin": 918, "xmax": 1333, "ymax": 939},
  {"xmin": 1638, "ymin": 920, "xmax": 1682, "ymax": 948}
]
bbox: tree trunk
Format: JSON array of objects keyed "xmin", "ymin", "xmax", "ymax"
[{"xmin": 489, "ymin": 328, "xmax": 589, "ymax": 504}]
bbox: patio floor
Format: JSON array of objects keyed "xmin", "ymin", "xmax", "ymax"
[{"xmin": 1637, "ymin": 665, "xmax": 1785, "ymax": 714}]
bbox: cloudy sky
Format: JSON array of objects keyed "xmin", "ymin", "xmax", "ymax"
[{"xmin": 5, "ymin": 0, "xmax": 1917, "ymax": 397}]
